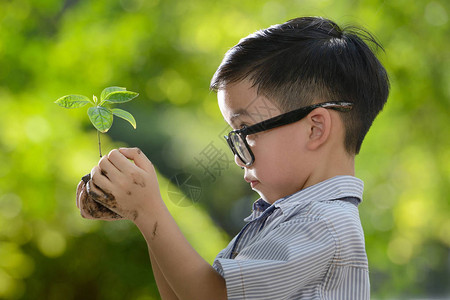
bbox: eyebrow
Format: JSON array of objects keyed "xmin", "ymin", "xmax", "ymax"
[{"xmin": 229, "ymin": 109, "xmax": 251, "ymax": 125}]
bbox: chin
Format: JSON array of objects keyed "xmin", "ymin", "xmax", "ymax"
[
  {"xmin": 257, "ymin": 188, "xmax": 294, "ymax": 204},
  {"xmin": 257, "ymin": 192, "xmax": 276, "ymax": 204}
]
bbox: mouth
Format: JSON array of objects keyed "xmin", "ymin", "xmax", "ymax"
[{"xmin": 244, "ymin": 177, "xmax": 259, "ymax": 188}]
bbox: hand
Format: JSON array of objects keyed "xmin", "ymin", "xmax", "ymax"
[
  {"xmin": 76, "ymin": 174, "xmax": 123, "ymax": 220},
  {"xmin": 87, "ymin": 148, "xmax": 162, "ymax": 222}
]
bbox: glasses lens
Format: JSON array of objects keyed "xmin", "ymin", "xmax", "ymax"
[{"xmin": 230, "ymin": 132, "xmax": 252, "ymax": 165}]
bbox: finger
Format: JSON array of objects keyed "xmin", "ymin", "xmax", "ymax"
[
  {"xmin": 98, "ymin": 155, "xmax": 119, "ymax": 180},
  {"xmin": 80, "ymin": 188, "xmax": 123, "ymax": 220},
  {"xmin": 91, "ymin": 166, "xmax": 112, "ymax": 193},
  {"xmin": 76, "ymin": 180, "xmax": 86, "ymax": 209},
  {"xmin": 119, "ymin": 147, "xmax": 154, "ymax": 173},
  {"xmin": 78, "ymin": 185, "xmax": 95, "ymax": 219},
  {"xmin": 79, "ymin": 186, "xmax": 101, "ymax": 220},
  {"xmin": 107, "ymin": 149, "xmax": 134, "ymax": 173},
  {"xmin": 90, "ymin": 200, "xmax": 123, "ymax": 221},
  {"xmin": 86, "ymin": 177, "xmax": 108, "ymax": 198},
  {"xmin": 86, "ymin": 178, "xmax": 119, "ymax": 214}
]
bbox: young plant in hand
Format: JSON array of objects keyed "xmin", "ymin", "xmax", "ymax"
[
  {"xmin": 55, "ymin": 86, "xmax": 139, "ymax": 158},
  {"xmin": 57, "ymin": 86, "xmax": 139, "ymax": 220}
]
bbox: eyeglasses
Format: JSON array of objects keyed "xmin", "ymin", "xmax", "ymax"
[{"xmin": 224, "ymin": 101, "xmax": 353, "ymax": 166}]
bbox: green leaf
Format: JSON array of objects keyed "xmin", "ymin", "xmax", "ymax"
[
  {"xmin": 87, "ymin": 106, "xmax": 113, "ymax": 133},
  {"xmin": 100, "ymin": 86, "xmax": 126, "ymax": 101},
  {"xmin": 103, "ymin": 91, "xmax": 139, "ymax": 104},
  {"xmin": 55, "ymin": 95, "xmax": 92, "ymax": 108},
  {"xmin": 112, "ymin": 108, "xmax": 137, "ymax": 129}
]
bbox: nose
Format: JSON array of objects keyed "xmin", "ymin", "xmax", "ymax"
[{"xmin": 234, "ymin": 154, "xmax": 246, "ymax": 169}]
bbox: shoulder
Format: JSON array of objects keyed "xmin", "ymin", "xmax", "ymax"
[
  {"xmin": 311, "ymin": 200, "xmax": 364, "ymax": 234},
  {"xmin": 279, "ymin": 199, "xmax": 366, "ymax": 252},
  {"xmin": 280, "ymin": 198, "xmax": 361, "ymax": 225},
  {"xmin": 308, "ymin": 200, "xmax": 368, "ymax": 267}
]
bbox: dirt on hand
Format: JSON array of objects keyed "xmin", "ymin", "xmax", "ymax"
[{"xmin": 79, "ymin": 173, "xmax": 123, "ymax": 220}]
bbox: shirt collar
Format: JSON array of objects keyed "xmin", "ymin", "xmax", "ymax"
[{"xmin": 245, "ymin": 176, "xmax": 364, "ymax": 222}]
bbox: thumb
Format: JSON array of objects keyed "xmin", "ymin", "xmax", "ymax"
[{"xmin": 118, "ymin": 147, "xmax": 154, "ymax": 173}]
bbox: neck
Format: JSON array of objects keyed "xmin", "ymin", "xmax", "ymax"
[{"xmin": 303, "ymin": 149, "xmax": 355, "ymax": 190}]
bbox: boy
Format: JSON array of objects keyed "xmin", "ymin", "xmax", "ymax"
[{"xmin": 77, "ymin": 16, "xmax": 389, "ymax": 299}]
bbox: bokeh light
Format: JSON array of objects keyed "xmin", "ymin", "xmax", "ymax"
[{"xmin": 0, "ymin": 0, "xmax": 448, "ymax": 299}]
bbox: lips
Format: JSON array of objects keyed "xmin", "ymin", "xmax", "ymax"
[
  {"xmin": 244, "ymin": 176, "xmax": 259, "ymax": 188},
  {"xmin": 250, "ymin": 181, "xmax": 259, "ymax": 188},
  {"xmin": 244, "ymin": 176, "xmax": 254, "ymax": 183}
]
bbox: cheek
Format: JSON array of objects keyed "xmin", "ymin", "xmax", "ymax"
[
  {"xmin": 254, "ymin": 143, "xmax": 296, "ymax": 178},
  {"xmin": 255, "ymin": 131, "xmax": 306, "ymax": 176}
]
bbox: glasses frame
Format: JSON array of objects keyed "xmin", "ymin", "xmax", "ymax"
[{"xmin": 224, "ymin": 101, "xmax": 354, "ymax": 166}]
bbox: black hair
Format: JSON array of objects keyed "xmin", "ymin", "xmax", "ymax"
[{"xmin": 210, "ymin": 16, "xmax": 390, "ymax": 154}]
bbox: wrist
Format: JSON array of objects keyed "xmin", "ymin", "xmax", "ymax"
[{"xmin": 133, "ymin": 196, "xmax": 167, "ymax": 235}]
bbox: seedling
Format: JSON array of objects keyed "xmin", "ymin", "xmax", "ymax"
[{"xmin": 55, "ymin": 86, "xmax": 139, "ymax": 157}]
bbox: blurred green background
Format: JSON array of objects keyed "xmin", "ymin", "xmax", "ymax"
[{"xmin": 0, "ymin": 0, "xmax": 449, "ymax": 299}]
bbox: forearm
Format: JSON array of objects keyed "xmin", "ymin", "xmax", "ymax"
[
  {"xmin": 135, "ymin": 201, "xmax": 227, "ymax": 300},
  {"xmin": 87, "ymin": 148, "xmax": 226, "ymax": 299},
  {"xmin": 149, "ymin": 250, "xmax": 179, "ymax": 300}
]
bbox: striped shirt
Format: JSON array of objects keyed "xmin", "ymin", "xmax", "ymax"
[{"xmin": 213, "ymin": 176, "xmax": 369, "ymax": 299}]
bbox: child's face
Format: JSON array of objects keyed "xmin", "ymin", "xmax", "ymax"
[{"xmin": 218, "ymin": 79, "xmax": 315, "ymax": 203}]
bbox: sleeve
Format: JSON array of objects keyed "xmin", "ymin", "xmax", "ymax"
[{"xmin": 213, "ymin": 219, "xmax": 336, "ymax": 300}]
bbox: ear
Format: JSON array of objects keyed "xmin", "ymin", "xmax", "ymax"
[{"xmin": 306, "ymin": 108, "xmax": 331, "ymax": 151}]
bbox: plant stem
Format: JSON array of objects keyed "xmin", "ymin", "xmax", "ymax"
[{"xmin": 97, "ymin": 130, "xmax": 102, "ymax": 158}]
